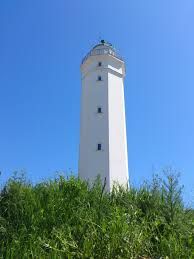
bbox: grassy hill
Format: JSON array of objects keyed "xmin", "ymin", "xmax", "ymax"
[{"xmin": 0, "ymin": 172, "xmax": 193, "ymax": 258}]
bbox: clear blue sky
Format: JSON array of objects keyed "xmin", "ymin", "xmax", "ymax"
[{"xmin": 0, "ymin": 0, "xmax": 194, "ymax": 205}]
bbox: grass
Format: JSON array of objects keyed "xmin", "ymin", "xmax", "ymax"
[{"xmin": 0, "ymin": 172, "xmax": 193, "ymax": 258}]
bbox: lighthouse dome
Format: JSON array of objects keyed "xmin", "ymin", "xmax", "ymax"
[{"xmin": 81, "ymin": 40, "xmax": 123, "ymax": 64}]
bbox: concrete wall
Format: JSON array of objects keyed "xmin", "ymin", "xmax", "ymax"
[
  {"xmin": 108, "ymin": 71, "xmax": 129, "ymax": 188},
  {"xmin": 79, "ymin": 56, "xmax": 109, "ymax": 186}
]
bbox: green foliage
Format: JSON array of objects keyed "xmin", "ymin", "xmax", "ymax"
[{"xmin": 0, "ymin": 172, "xmax": 193, "ymax": 258}]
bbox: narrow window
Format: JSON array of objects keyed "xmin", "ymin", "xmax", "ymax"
[
  {"xmin": 98, "ymin": 62, "xmax": 102, "ymax": 67},
  {"xmin": 97, "ymin": 76, "xmax": 102, "ymax": 81},
  {"xmin": 97, "ymin": 107, "xmax": 102, "ymax": 113},
  {"xmin": 97, "ymin": 143, "xmax": 102, "ymax": 151}
]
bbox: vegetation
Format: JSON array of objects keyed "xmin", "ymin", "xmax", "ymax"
[{"xmin": 0, "ymin": 172, "xmax": 193, "ymax": 258}]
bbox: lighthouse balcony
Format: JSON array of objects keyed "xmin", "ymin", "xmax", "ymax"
[{"xmin": 81, "ymin": 47, "xmax": 123, "ymax": 65}]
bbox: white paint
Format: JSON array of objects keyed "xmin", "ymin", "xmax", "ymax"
[{"xmin": 79, "ymin": 42, "xmax": 129, "ymax": 191}]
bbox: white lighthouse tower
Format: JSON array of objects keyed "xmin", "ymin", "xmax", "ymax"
[{"xmin": 79, "ymin": 40, "xmax": 129, "ymax": 191}]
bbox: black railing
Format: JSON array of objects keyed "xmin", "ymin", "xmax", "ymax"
[{"xmin": 81, "ymin": 48, "xmax": 123, "ymax": 64}]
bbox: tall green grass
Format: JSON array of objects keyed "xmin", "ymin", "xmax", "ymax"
[{"xmin": 0, "ymin": 172, "xmax": 193, "ymax": 258}]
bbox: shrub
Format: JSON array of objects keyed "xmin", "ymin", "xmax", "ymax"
[{"xmin": 0, "ymin": 172, "xmax": 193, "ymax": 258}]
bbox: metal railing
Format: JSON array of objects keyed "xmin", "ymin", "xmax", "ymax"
[{"xmin": 81, "ymin": 48, "xmax": 123, "ymax": 64}]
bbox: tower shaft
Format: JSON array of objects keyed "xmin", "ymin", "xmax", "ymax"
[{"xmin": 79, "ymin": 42, "xmax": 128, "ymax": 190}]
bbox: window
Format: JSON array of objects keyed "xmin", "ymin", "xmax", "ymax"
[
  {"xmin": 97, "ymin": 107, "xmax": 102, "ymax": 113},
  {"xmin": 98, "ymin": 62, "xmax": 102, "ymax": 67},
  {"xmin": 97, "ymin": 143, "xmax": 102, "ymax": 151},
  {"xmin": 97, "ymin": 76, "xmax": 102, "ymax": 81}
]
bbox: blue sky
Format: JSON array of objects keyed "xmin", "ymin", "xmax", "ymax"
[{"xmin": 0, "ymin": 0, "xmax": 194, "ymax": 205}]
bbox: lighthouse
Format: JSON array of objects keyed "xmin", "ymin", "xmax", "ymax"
[{"xmin": 79, "ymin": 40, "xmax": 129, "ymax": 191}]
